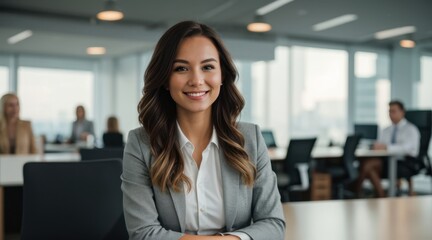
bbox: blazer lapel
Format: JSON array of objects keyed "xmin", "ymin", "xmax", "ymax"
[
  {"xmin": 169, "ymin": 183, "xmax": 186, "ymax": 232},
  {"xmin": 220, "ymin": 150, "xmax": 239, "ymax": 230}
]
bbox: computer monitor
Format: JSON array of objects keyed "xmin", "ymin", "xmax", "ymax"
[
  {"xmin": 354, "ymin": 124, "xmax": 378, "ymax": 140},
  {"xmin": 261, "ymin": 130, "xmax": 277, "ymax": 148}
]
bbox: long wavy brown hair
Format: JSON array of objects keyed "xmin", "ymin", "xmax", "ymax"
[
  {"xmin": 138, "ymin": 21, "xmax": 256, "ymax": 192},
  {"xmin": 0, "ymin": 93, "xmax": 19, "ymax": 153}
]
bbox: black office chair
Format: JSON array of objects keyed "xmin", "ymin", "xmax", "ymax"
[
  {"xmin": 325, "ymin": 135, "xmax": 361, "ymax": 199},
  {"xmin": 277, "ymin": 138, "xmax": 317, "ymax": 202},
  {"xmin": 261, "ymin": 130, "xmax": 278, "ymax": 148},
  {"xmin": 80, "ymin": 147, "xmax": 124, "ymax": 161},
  {"xmin": 398, "ymin": 110, "xmax": 432, "ymax": 194},
  {"xmin": 21, "ymin": 159, "xmax": 128, "ymax": 240}
]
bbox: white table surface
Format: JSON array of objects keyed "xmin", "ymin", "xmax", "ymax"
[{"xmin": 0, "ymin": 153, "xmax": 80, "ymax": 186}]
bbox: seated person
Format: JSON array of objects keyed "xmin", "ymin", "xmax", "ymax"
[
  {"xmin": 103, "ymin": 116, "xmax": 123, "ymax": 148},
  {"xmin": 69, "ymin": 105, "xmax": 94, "ymax": 143},
  {"xmin": 0, "ymin": 93, "xmax": 37, "ymax": 233},
  {"xmin": 356, "ymin": 100, "xmax": 420, "ymax": 197},
  {"xmin": 0, "ymin": 93, "xmax": 37, "ymax": 154}
]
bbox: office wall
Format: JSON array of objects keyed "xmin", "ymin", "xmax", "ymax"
[
  {"xmin": 390, "ymin": 46, "xmax": 421, "ymax": 108},
  {"xmin": 113, "ymin": 54, "xmax": 142, "ymax": 136},
  {"xmin": 94, "ymin": 59, "xmax": 116, "ymax": 140}
]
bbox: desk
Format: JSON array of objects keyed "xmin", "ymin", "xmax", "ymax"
[
  {"xmin": 0, "ymin": 153, "xmax": 80, "ymax": 240},
  {"xmin": 283, "ymin": 196, "xmax": 432, "ymax": 240},
  {"xmin": 44, "ymin": 143, "xmax": 83, "ymax": 153},
  {"xmin": 269, "ymin": 147, "xmax": 398, "ymax": 197},
  {"xmin": 269, "ymin": 146, "xmax": 388, "ymax": 161}
]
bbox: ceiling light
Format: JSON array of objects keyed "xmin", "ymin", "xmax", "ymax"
[
  {"xmin": 97, "ymin": 0, "xmax": 124, "ymax": 21},
  {"xmin": 247, "ymin": 15, "xmax": 272, "ymax": 32},
  {"xmin": 374, "ymin": 26, "xmax": 416, "ymax": 40},
  {"xmin": 400, "ymin": 39, "xmax": 415, "ymax": 48},
  {"xmin": 256, "ymin": 0, "xmax": 294, "ymax": 15},
  {"xmin": 8, "ymin": 30, "xmax": 33, "ymax": 44},
  {"xmin": 87, "ymin": 47, "xmax": 106, "ymax": 55},
  {"xmin": 313, "ymin": 14, "xmax": 358, "ymax": 31}
]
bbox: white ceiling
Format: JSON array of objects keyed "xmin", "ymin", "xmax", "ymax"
[{"xmin": 1, "ymin": 0, "xmax": 431, "ymax": 58}]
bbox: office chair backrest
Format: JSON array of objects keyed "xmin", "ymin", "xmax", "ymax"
[
  {"xmin": 80, "ymin": 147, "xmax": 124, "ymax": 161},
  {"xmin": 22, "ymin": 159, "xmax": 128, "ymax": 240},
  {"xmin": 405, "ymin": 110, "xmax": 431, "ymax": 156},
  {"xmin": 261, "ymin": 130, "xmax": 277, "ymax": 148},
  {"xmin": 283, "ymin": 138, "xmax": 316, "ymax": 185},
  {"xmin": 342, "ymin": 135, "xmax": 361, "ymax": 180},
  {"xmin": 405, "ymin": 110, "xmax": 432, "ymax": 174}
]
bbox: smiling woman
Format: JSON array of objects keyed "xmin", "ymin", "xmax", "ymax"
[{"xmin": 121, "ymin": 21, "xmax": 285, "ymax": 240}]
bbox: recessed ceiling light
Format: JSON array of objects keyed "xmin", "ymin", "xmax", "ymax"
[
  {"xmin": 8, "ymin": 30, "xmax": 33, "ymax": 44},
  {"xmin": 97, "ymin": 10, "xmax": 124, "ymax": 21},
  {"xmin": 313, "ymin": 14, "xmax": 358, "ymax": 31},
  {"xmin": 247, "ymin": 22, "xmax": 272, "ymax": 32},
  {"xmin": 374, "ymin": 26, "xmax": 416, "ymax": 40},
  {"xmin": 87, "ymin": 47, "xmax": 106, "ymax": 55},
  {"xmin": 400, "ymin": 39, "xmax": 416, "ymax": 48}
]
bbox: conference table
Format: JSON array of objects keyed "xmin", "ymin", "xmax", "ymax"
[
  {"xmin": 0, "ymin": 153, "xmax": 80, "ymax": 240},
  {"xmin": 282, "ymin": 196, "xmax": 432, "ymax": 240},
  {"xmin": 269, "ymin": 147, "xmax": 400, "ymax": 197}
]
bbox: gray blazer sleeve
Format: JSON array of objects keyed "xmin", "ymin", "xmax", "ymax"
[
  {"xmin": 235, "ymin": 123, "xmax": 286, "ymax": 240},
  {"xmin": 121, "ymin": 129, "xmax": 184, "ymax": 240},
  {"xmin": 86, "ymin": 120, "xmax": 95, "ymax": 136}
]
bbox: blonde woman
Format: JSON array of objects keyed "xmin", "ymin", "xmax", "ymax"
[{"xmin": 0, "ymin": 93, "xmax": 36, "ymax": 154}]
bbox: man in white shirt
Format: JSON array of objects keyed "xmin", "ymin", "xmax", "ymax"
[{"xmin": 357, "ymin": 100, "xmax": 420, "ymax": 197}]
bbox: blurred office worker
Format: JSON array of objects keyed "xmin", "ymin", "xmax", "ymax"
[
  {"xmin": 121, "ymin": 21, "xmax": 285, "ymax": 240},
  {"xmin": 103, "ymin": 116, "xmax": 123, "ymax": 147},
  {"xmin": 69, "ymin": 105, "xmax": 94, "ymax": 143},
  {"xmin": 357, "ymin": 100, "xmax": 420, "ymax": 197},
  {"xmin": 0, "ymin": 93, "xmax": 37, "ymax": 154}
]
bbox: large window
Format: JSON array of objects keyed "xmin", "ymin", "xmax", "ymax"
[
  {"xmin": 291, "ymin": 46, "xmax": 348, "ymax": 145},
  {"xmin": 0, "ymin": 66, "xmax": 9, "ymax": 96},
  {"xmin": 236, "ymin": 47, "xmax": 290, "ymax": 147},
  {"xmin": 416, "ymin": 55, "xmax": 432, "ymax": 108},
  {"xmin": 18, "ymin": 67, "xmax": 94, "ymax": 142},
  {"xmin": 354, "ymin": 51, "xmax": 391, "ymax": 128}
]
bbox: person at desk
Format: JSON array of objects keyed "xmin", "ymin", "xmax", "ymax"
[
  {"xmin": 121, "ymin": 21, "xmax": 285, "ymax": 240},
  {"xmin": 103, "ymin": 116, "xmax": 123, "ymax": 148},
  {"xmin": 69, "ymin": 105, "xmax": 94, "ymax": 143},
  {"xmin": 0, "ymin": 93, "xmax": 37, "ymax": 154},
  {"xmin": 0, "ymin": 93, "xmax": 36, "ymax": 233},
  {"xmin": 357, "ymin": 100, "xmax": 420, "ymax": 197}
]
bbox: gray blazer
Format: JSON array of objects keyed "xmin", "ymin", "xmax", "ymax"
[
  {"xmin": 70, "ymin": 119, "xmax": 94, "ymax": 142},
  {"xmin": 121, "ymin": 122, "xmax": 285, "ymax": 240}
]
